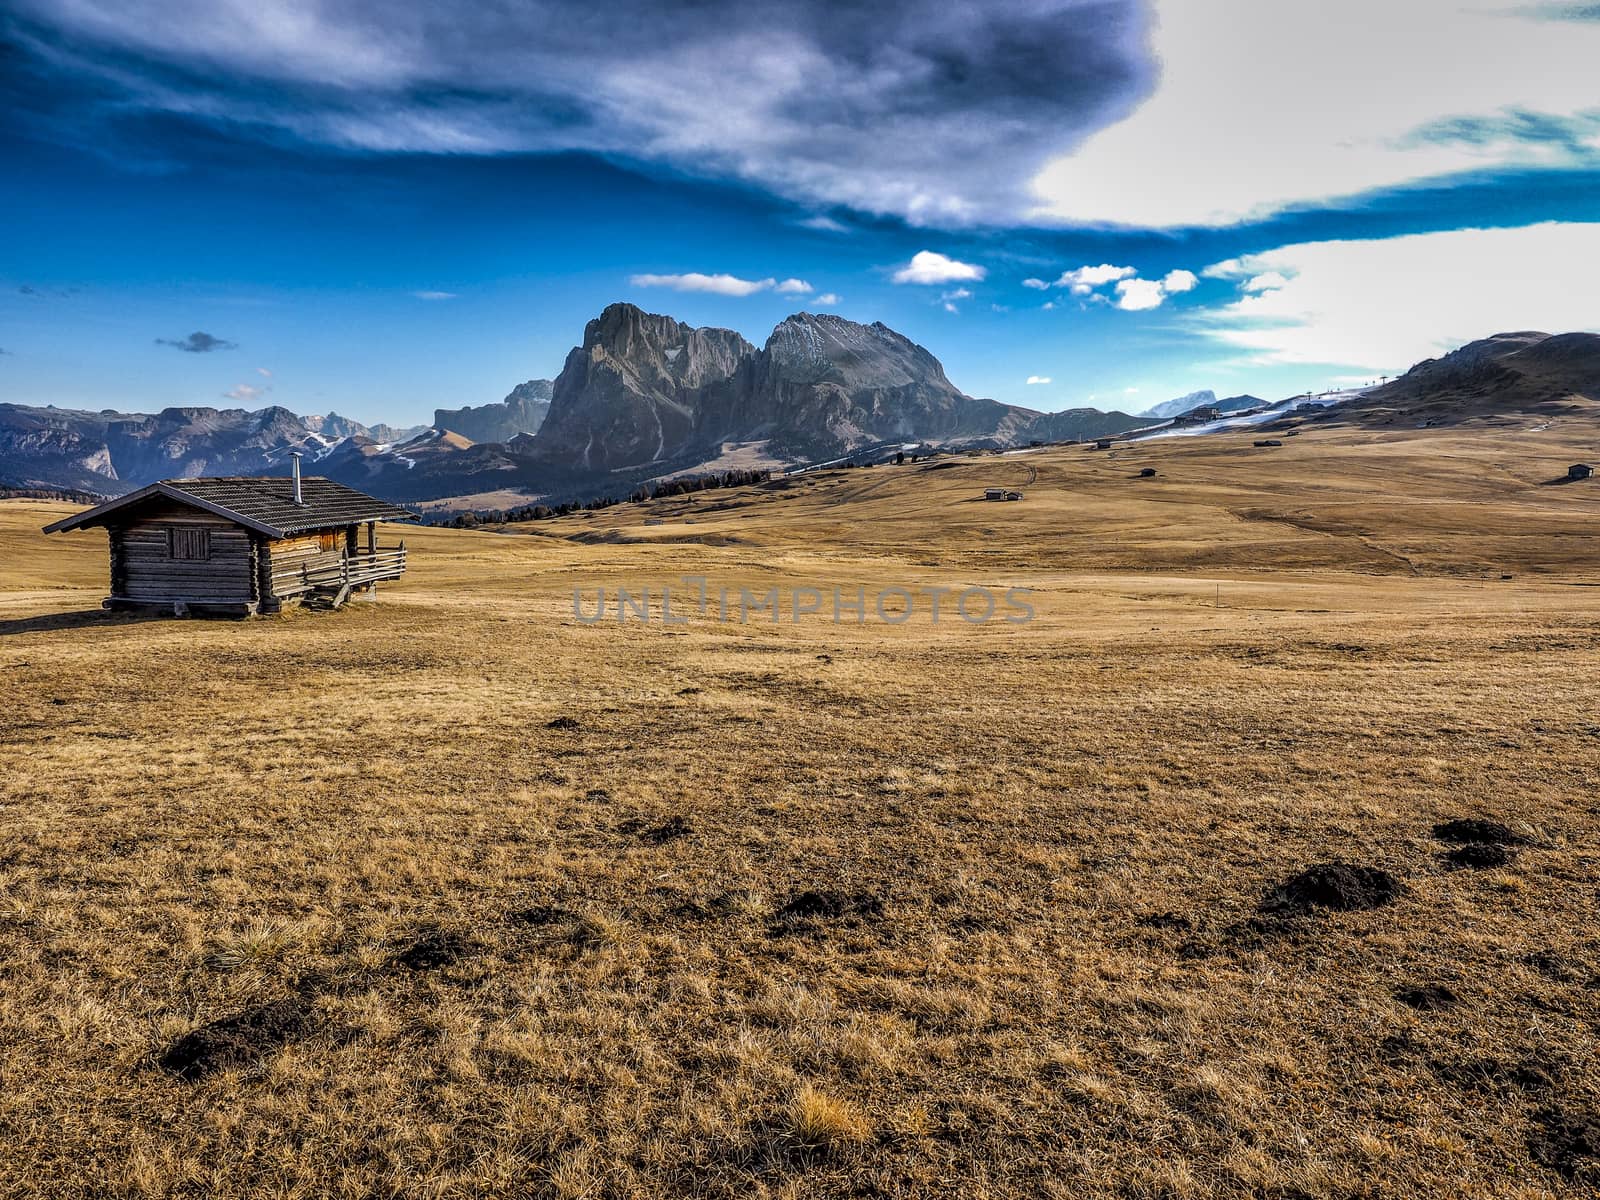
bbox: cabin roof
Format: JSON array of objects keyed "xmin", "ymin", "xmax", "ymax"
[{"xmin": 43, "ymin": 476, "xmax": 415, "ymax": 539}]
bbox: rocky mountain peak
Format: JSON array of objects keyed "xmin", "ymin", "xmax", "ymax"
[{"xmin": 762, "ymin": 311, "xmax": 949, "ymax": 391}]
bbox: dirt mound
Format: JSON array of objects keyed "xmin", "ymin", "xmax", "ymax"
[
  {"xmin": 1524, "ymin": 950, "xmax": 1584, "ymax": 982},
  {"xmin": 1265, "ymin": 862, "xmax": 1403, "ymax": 913},
  {"xmin": 1530, "ymin": 1108, "xmax": 1600, "ymax": 1180},
  {"xmin": 1395, "ymin": 983, "xmax": 1458, "ymax": 1011},
  {"xmin": 1137, "ymin": 911, "xmax": 1192, "ymax": 931},
  {"xmin": 619, "ymin": 815, "xmax": 693, "ymax": 844},
  {"xmin": 393, "ymin": 927, "xmax": 473, "ymax": 971},
  {"xmin": 158, "ymin": 995, "xmax": 315, "ymax": 1081},
  {"xmin": 1433, "ymin": 1055, "xmax": 1562, "ymax": 1095},
  {"xmin": 1433, "ymin": 819, "xmax": 1525, "ymax": 845},
  {"xmin": 1446, "ymin": 843, "xmax": 1516, "ymax": 869},
  {"xmin": 509, "ymin": 904, "xmax": 576, "ymax": 927},
  {"xmin": 773, "ymin": 890, "xmax": 884, "ymax": 926}
]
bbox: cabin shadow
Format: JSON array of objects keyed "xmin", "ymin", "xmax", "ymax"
[{"xmin": 0, "ymin": 607, "xmax": 190, "ymax": 637}]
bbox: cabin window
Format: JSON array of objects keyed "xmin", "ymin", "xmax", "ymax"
[{"xmin": 168, "ymin": 527, "xmax": 211, "ymax": 560}]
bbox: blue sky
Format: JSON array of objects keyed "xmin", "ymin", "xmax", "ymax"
[{"xmin": 3, "ymin": 0, "xmax": 1599, "ymax": 425}]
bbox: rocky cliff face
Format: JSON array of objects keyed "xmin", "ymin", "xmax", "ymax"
[
  {"xmin": 533, "ymin": 304, "xmax": 754, "ymax": 471},
  {"xmin": 435, "ymin": 379, "xmax": 554, "ymax": 443},
  {"xmin": 743, "ymin": 312, "xmax": 1039, "ymax": 457}
]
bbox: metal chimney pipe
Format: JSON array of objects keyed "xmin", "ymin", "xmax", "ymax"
[{"xmin": 290, "ymin": 451, "xmax": 304, "ymax": 505}]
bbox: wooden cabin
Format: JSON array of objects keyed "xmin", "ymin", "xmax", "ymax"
[{"xmin": 44, "ymin": 465, "xmax": 415, "ymax": 616}]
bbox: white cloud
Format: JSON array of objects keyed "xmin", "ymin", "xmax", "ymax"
[
  {"xmin": 1021, "ymin": 277, "xmax": 1050, "ymax": 290},
  {"xmin": 255, "ymin": 366, "xmax": 272, "ymax": 378},
  {"xmin": 629, "ymin": 272, "xmax": 777, "ymax": 296},
  {"xmin": 943, "ymin": 301, "xmax": 959, "ymax": 314},
  {"xmin": 941, "ymin": 288, "xmax": 973, "ymax": 302},
  {"xmin": 1032, "ymin": 0, "xmax": 1600, "ymax": 228},
  {"xmin": 223, "ymin": 383, "xmax": 264, "ymax": 402},
  {"xmin": 893, "ymin": 250, "xmax": 986, "ymax": 285},
  {"xmin": 1026, "ymin": 375, "xmax": 1051, "ymax": 385},
  {"xmin": 1190, "ymin": 221, "xmax": 1600, "ymax": 371},
  {"xmin": 1162, "ymin": 269, "xmax": 1198, "ymax": 294},
  {"xmin": 776, "ymin": 278, "xmax": 812, "ymax": 294},
  {"xmin": 1055, "ymin": 264, "xmax": 1136, "ymax": 290},
  {"xmin": 1114, "ymin": 278, "xmax": 1167, "ymax": 311},
  {"xmin": 411, "ymin": 290, "xmax": 457, "ymax": 300},
  {"xmin": 1041, "ymin": 301, "xmax": 1056, "ymax": 310},
  {"xmin": 1124, "ymin": 386, "xmax": 1140, "ymax": 394},
  {"xmin": 1241, "ymin": 272, "xmax": 1289, "ymax": 293},
  {"xmin": 812, "ymin": 292, "xmax": 841, "ymax": 306}
]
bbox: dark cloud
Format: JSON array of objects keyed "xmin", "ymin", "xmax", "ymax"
[
  {"xmin": 156, "ymin": 331, "xmax": 237, "ymax": 353},
  {"xmin": 2, "ymin": 0, "xmax": 1155, "ymax": 227}
]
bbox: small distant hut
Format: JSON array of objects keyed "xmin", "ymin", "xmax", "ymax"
[
  {"xmin": 1569, "ymin": 463, "xmax": 1594, "ymax": 481},
  {"xmin": 44, "ymin": 457, "xmax": 414, "ymax": 616},
  {"xmin": 984, "ymin": 488, "xmax": 1005, "ymax": 501},
  {"xmin": 1094, "ymin": 439, "xmax": 1114, "ymax": 451}
]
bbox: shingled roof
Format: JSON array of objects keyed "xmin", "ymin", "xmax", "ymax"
[{"xmin": 43, "ymin": 476, "xmax": 416, "ymax": 539}]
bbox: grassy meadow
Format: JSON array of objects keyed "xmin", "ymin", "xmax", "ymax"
[{"xmin": 1, "ymin": 423, "xmax": 1598, "ymax": 1198}]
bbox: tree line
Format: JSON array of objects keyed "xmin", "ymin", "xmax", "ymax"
[{"xmin": 439, "ymin": 467, "xmax": 774, "ymax": 528}]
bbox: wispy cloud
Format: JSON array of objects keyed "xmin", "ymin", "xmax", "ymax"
[
  {"xmin": 1026, "ymin": 375, "xmax": 1051, "ymax": 384},
  {"xmin": 223, "ymin": 382, "xmax": 265, "ymax": 402},
  {"xmin": 776, "ymin": 278, "xmax": 812, "ymax": 295},
  {"xmin": 630, "ymin": 272, "xmax": 778, "ymax": 296},
  {"xmin": 893, "ymin": 251, "xmax": 985, "ymax": 285},
  {"xmin": 812, "ymin": 292, "xmax": 841, "ymax": 306},
  {"xmin": 796, "ymin": 215, "xmax": 850, "ymax": 234},
  {"xmin": 156, "ymin": 331, "xmax": 236, "ymax": 353},
  {"xmin": 411, "ymin": 290, "xmax": 458, "ymax": 300}
]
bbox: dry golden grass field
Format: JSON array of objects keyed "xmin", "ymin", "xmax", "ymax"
[{"xmin": 2, "ymin": 424, "xmax": 1599, "ymax": 1198}]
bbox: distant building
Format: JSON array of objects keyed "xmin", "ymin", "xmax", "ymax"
[
  {"xmin": 1569, "ymin": 463, "xmax": 1594, "ymax": 481},
  {"xmin": 1094, "ymin": 439, "xmax": 1114, "ymax": 450},
  {"xmin": 44, "ymin": 458, "xmax": 414, "ymax": 616}
]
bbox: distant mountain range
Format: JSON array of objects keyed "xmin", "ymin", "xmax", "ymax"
[
  {"xmin": 434, "ymin": 379, "xmax": 553, "ymax": 443},
  {"xmin": 1141, "ymin": 390, "xmax": 1266, "ymax": 420},
  {"xmin": 0, "ymin": 304, "xmax": 1148, "ymax": 502},
  {"xmin": 5, "ymin": 314, "xmax": 1596, "ymax": 507}
]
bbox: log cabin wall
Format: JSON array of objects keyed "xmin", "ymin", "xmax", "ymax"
[
  {"xmin": 264, "ymin": 530, "xmax": 347, "ymax": 601},
  {"xmin": 109, "ymin": 500, "xmax": 257, "ymax": 606}
]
